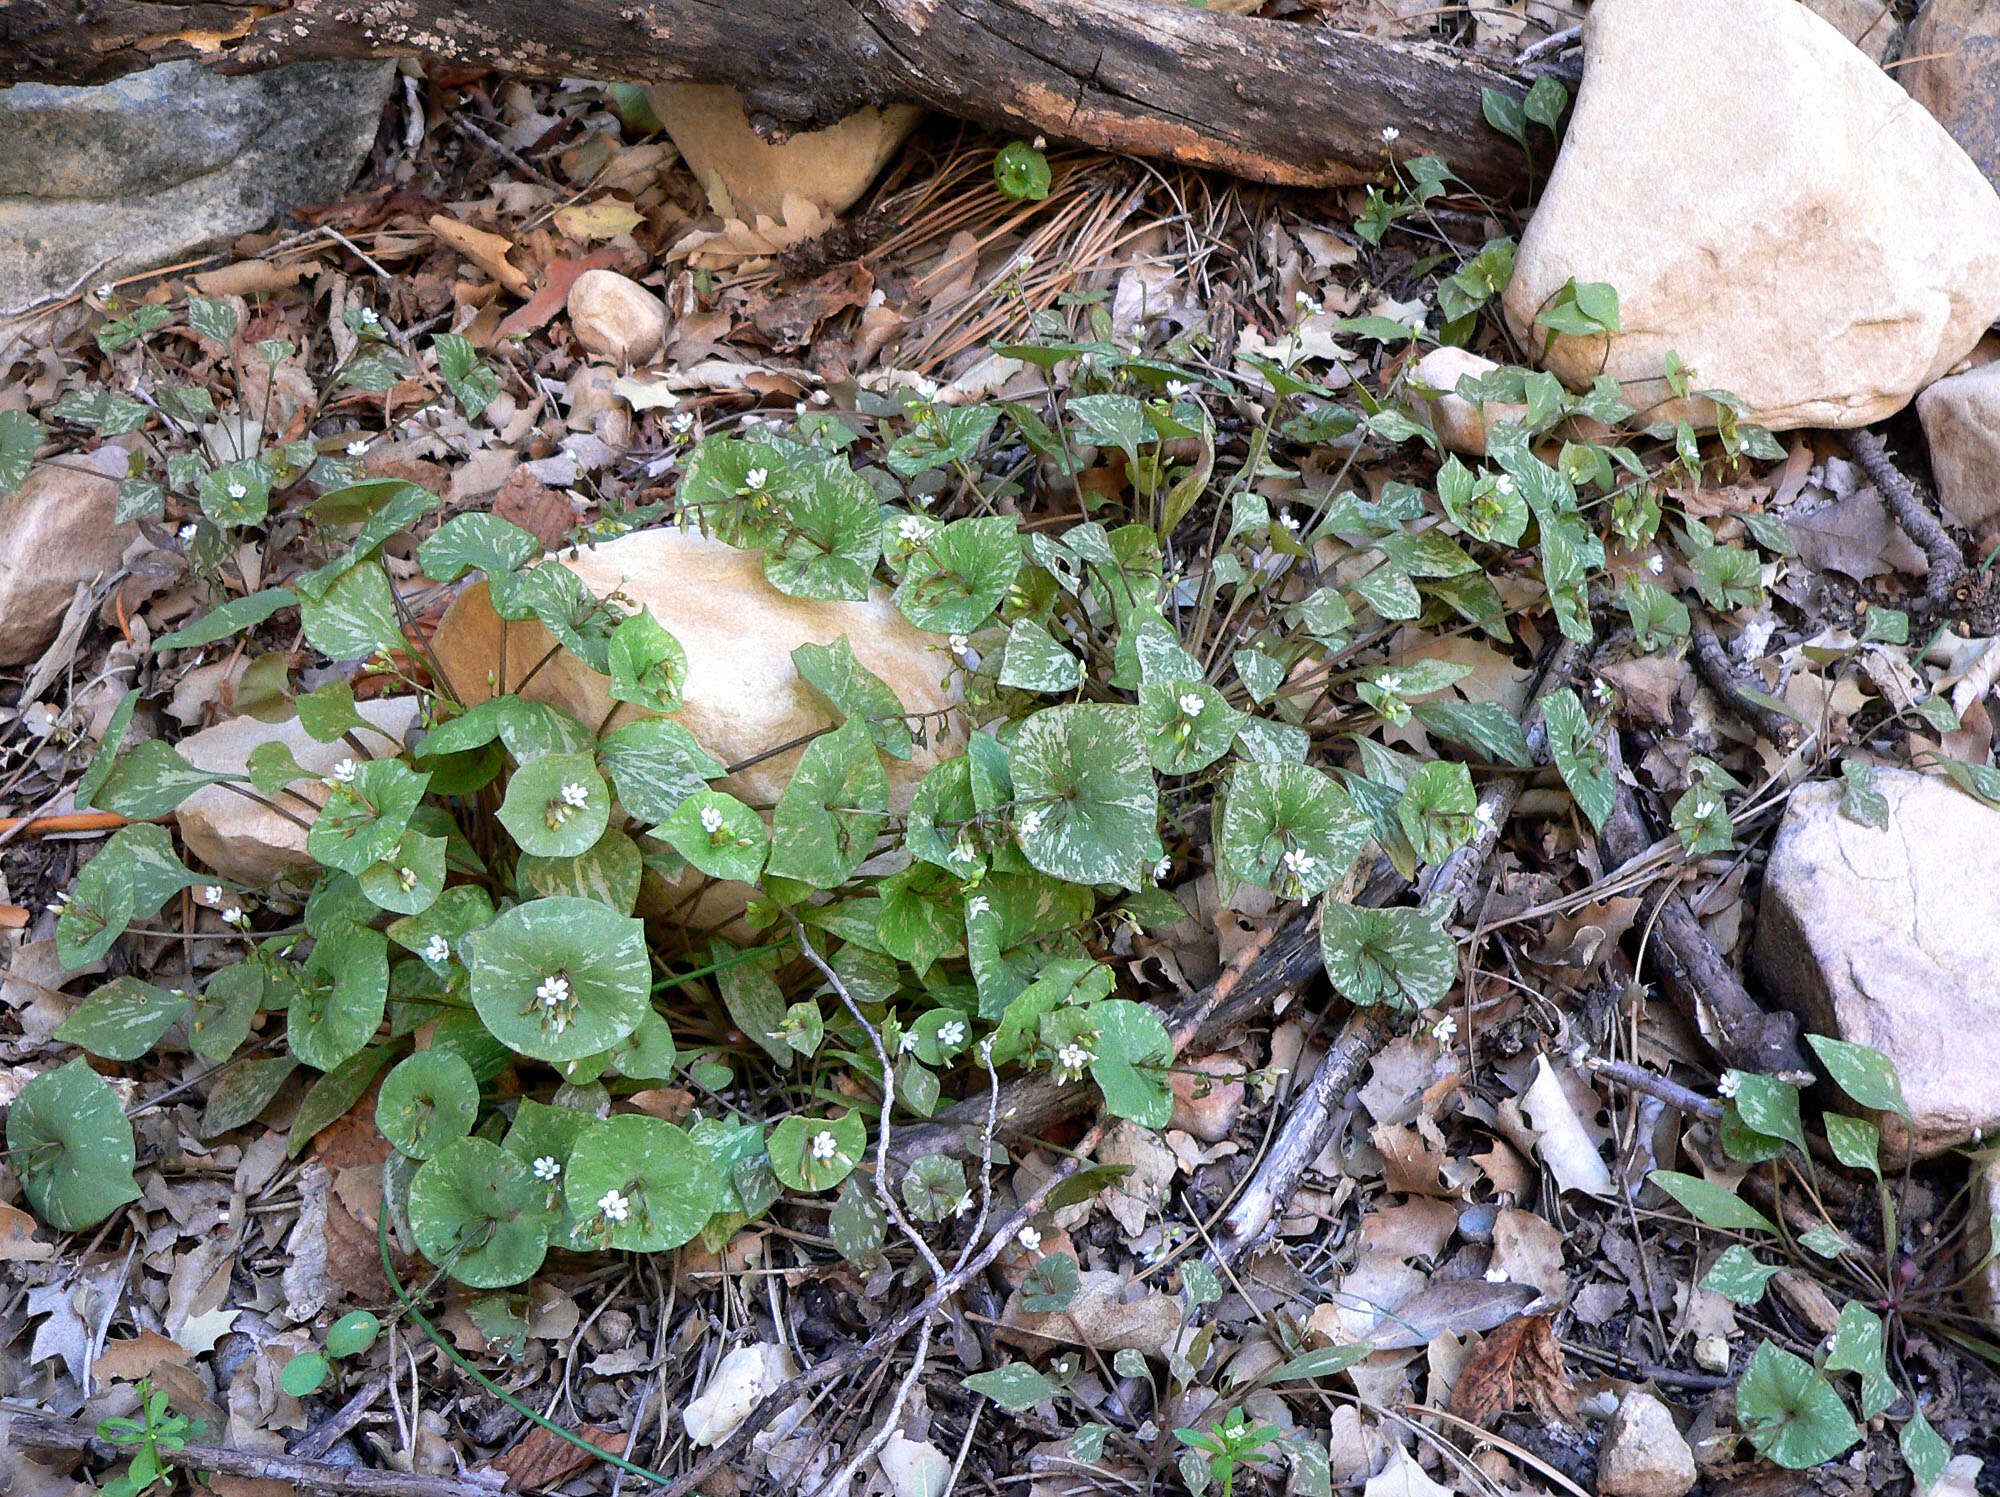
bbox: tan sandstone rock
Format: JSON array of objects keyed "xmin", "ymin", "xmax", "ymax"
[
  {"xmin": 1917, "ymin": 361, "xmax": 2000, "ymax": 535},
  {"xmin": 1806, "ymin": 0, "xmax": 1897, "ymax": 61},
  {"xmin": 1904, "ymin": 0, "xmax": 2000, "ymax": 190},
  {"xmin": 175, "ymin": 697, "xmax": 422, "ymax": 885},
  {"xmin": 432, "ymin": 527, "xmax": 959, "ymax": 813},
  {"xmin": 0, "ymin": 445, "xmax": 137, "ymax": 665},
  {"xmin": 565, "ymin": 269, "xmax": 666, "ymax": 366},
  {"xmin": 1503, "ymin": 0, "xmax": 2000, "ymax": 431},
  {"xmin": 645, "ymin": 84, "xmax": 920, "ymax": 225},
  {"xmin": 1752, "ymin": 768, "xmax": 2000, "ymax": 1157},
  {"xmin": 1595, "ymin": 1391, "xmax": 1697, "ymax": 1497},
  {"xmin": 1411, "ymin": 346, "xmax": 1527, "ymax": 456}
]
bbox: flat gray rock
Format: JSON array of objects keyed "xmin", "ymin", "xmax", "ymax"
[{"xmin": 0, "ymin": 60, "xmax": 393, "ymax": 314}]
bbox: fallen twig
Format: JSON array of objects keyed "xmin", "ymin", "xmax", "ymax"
[
  {"xmin": 1844, "ymin": 428, "xmax": 1967, "ymax": 618},
  {"xmin": 1599, "ymin": 731, "xmax": 1810, "ymax": 1079},
  {"xmin": 2, "ymin": 1407, "xmax": 503, "ymax": 1497},
  {"xmin": 1582, "ymin": 1056, "xmax": 1723, "ymax": 1119},
  {"xmin": 1687, "ymin": 611, "xmax": 1804, "ymax": 751},
  {"xmin": 0, "ymin": 809, "xmax": 130, "ymax": 839}
]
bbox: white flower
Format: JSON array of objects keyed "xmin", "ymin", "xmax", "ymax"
[
  {"xmin": 1154, "ymin": 856, "xmax": 1173, "ymax": 881},
  {"xmin": 1278, "ymin": 512, "xmax": 1301, "ymax": 532},
  {"xmin": 668, "ymin": 411, "xmax": 695, "ymax": 435},
  {"xmin": 1432, "ymin": 1014, "xmax": 1459, "ymax": 1043},
  {"xmin": 810, "ymin": 1130, "xmax": 840, "ymax": 1162},
  {"xmin": 202, "ymin": 885, "xmax": 222, "ymax": 904},
  {"xmin": 1018, "ymin": 808, "xmax": 1045, "ymax": 838},
  {"xmin": 1057, "ymin": 1042, "xmax": 1092, "ymax": 1071},
  {"xmin": 598, "ymin": 1188, "xmax": 631, "ymax": 1223},
  {"xmin": 225, "ymin": 481, "xmax": 248, "ymax": 499},
  {"xmin": 900, "ymin": 1029, "xmax": 920, "ymax": 1054},
  {"xmin": 1294, "ymin": 291, "xmax": 1323, "ymax": 317},
  {"xmin": 329, "ymin": 758, "xmax": 358, "ymax": 784},
  {"xmin": 1647, "ymin": 554, "xmax": 1666, "ymax": 575},
  {"xmin": 1017, "ymin": 1225, "xmax": 1043, "ymax": 1252},
  {"xmin": 937, "ymin": 1019, "xmax": 966, "ymax": 1048},
  {"xmin": 699, "ymin": 804, "xmax": 726, "ymax": 834},
  {"xmin": 537, "ymin": 974, "xmax": 571, "ymax": 1009},
  {"xmin": 178, "ymin": 523, "xmax": 198, "ymax": 543},
  {"xmin": 948, "ymin": 633, "xmax": 970, "ymax": 653},
  {"xmin": 1494, "ymin": 475, "xmax": 1517, "ymax": 495},
  {"xmin": 1178, "ymin": 691, "xmax": 1205, "ymax": 718},
  {"xmin": 221, "ymin": 905, "xmax": 246, "ymax": 926},
  {"xmin": 967, "ymin": 895, "xmax": 990, "ymax": 919},
  {"xmin": 560, "ymin": 781, "xmax": 591, "ymax": 809},
  {"xmin": 1591, "ymin": 678, "xmax": 1615, "ymax": 704},
  {"xmin": 1166, "ymin": 380, "xmax": 1193, "ymax": 399},
  {"xmin": 532, "ymin": 1156, "xmax": 561, "ymax": 1182},
  {"xmin": 897, "ymin": 515, "xmax": 930, "ymax": 545},
  {"xmin": 1381, "ymin": 126, "xmax": 1400, "ymax": 142},
  {"xmin": 345, "ymin": 439, "xmax": 369, "ymax": 456},
  {"xmin": 1718, "ymin": 1071, "xmax": 1742, "ymax": 1099},
  {"xmin": 1281, "ymin": 847, "xmax": 1322, "ymax": 881},
  {"xmin": 744, "ymin": 467, "xmax": 769, "ymax": 490},
  {"xmin": 46, "ymin": 891, "xmax": 69, "ymax": 914},
  {"xmin": 1484, "ymin": 1265, "xmax": 1509, "ymax": 1284},
  {"xmin": 423, "ymin": 934, "xmax": 452, "ymax": 964}
]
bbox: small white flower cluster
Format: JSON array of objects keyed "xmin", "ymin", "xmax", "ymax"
[
  {"xmin": 532, "ymin": 1156, "xmax": 561, "ymax": 1182},
  {"xmin": 1053, "ymin": 1041, "xmax": 1094, "ymax": 1083},
  {"xmin": 1178, "ymin": 691, "xmax": 1205, "ymax": 718},
  {"xmin": 810, "ymin": 1130, "xmax": 841, "ymax": 1162},
  {"xmin": 538, "ymin": 974, "xmax": 571, "ymax": 1009},
  {"xmin": 423, "ymin": 934, "xmax": 452, "ymax": 964},
  {"xmin": 896, "ymin": 515, "xmax": 932, "ymax": 545},
  {"xmin": 598, "ymin": 1188, "xmax": 631, "ymax": 1223},
  {"xmin": 1017, "ymin": 1225, "xmax": 1043, "ymax": 1253},
  {"xmin": 743, "ymin": 467, "xmax": 769, "ymax": 491},
  {"xmin": 1431, "ymin": 1013, "xmax": 1458, "ymax": 1043},
  {"xmin": 1017, "ymin": 808, "xmax": 1045, "ymax": 838},
  {"xmin": 967, "ymin": 895, "xmax": 991, "ymax": 920},
  {"xmin": 1277, "ymin": 511, "xmax": 1301, "ymax": 533},
  {"xmin": 699, "ymin": 803, "xmax": 726, "ymax": 835},
  {"xmin": 936, "ymin": 1019, "xmax": 966, "ymax": 1049},
  {"xmin": 221, "ymin": 904, "xmax": 247, "ymax": 927},
  {"xmin": 346, "ymin": 438, "xmax": 371, "ymax": 457},
  {"xmin": 560, "ymin": 781, "xmax": 591, "ymax": 809},
  {"xmin": 1153, "ymin": 855, "xmax": 1173, "ymax": 881},
  {"xmin": 329, "ymin": 758, "xmax": 359, "ymax": 785},
  {"xmin": 1281, "ymin": 847, "xmax": 1322, "ymax": 883},
  {"xmin": 1718, "ymin": 1071, "xmax": 1742, "ymax": 1100},
  {"xmin": 225, "ymin": 480, "xmax": 248, "ymax": 500}
]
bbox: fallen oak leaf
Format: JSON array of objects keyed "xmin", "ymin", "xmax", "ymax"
[
  {"xmin": 484, "ymin": 1422, "xmax": 630, "ymax": 1487},
  {"xmin": 1444, "ymin": 1313, "xmax": 1577, "ymax": 1429},
  {"xmin": 0, "ymin": 1202, "xmax": 53, "ymax": 1261}
]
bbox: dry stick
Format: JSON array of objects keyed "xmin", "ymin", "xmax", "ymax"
[
  {"xmin": 1597, "ymin": 729, "xmax": 1811, "ymax": 1080},
  {"xmin": 1686, "ymin": 611, "xmax": 1804, "ymax": 752},
  {"xmin": 1582, "ymin": 1056, "xmax": 1723, "ymax": 1119},
  {"xmin": 1844, "ymin": 427, "xmax": 1968, "ymax": 618},
  {"xmin": 291, "ymin": 1373, "xmax": 392, "ymax": 1461},
  {"xmin": 1215, "ymin": 638, "xmax": 1585, "ymax": 1263},
  {"xmin": 0, "ymin": 809, "xmax": 130, "ymax": 837},
  {"xmin": 4, "ymin": 1409, "xmax": 501, "ymax": 1497}
]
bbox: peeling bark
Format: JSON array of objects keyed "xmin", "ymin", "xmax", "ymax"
[{"xmin": 0, "ymin": 0, "xmax": 1563, "ymax": 197}]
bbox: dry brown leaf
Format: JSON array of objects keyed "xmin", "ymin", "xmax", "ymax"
[
  {"xmin": 750, "ymin": 263, "xmax": 875, "ymax": 353},
  {"xmin": 1366, "ymin": 1278, "xmax": 1538, "ymax": 1350},
  {"xmin": 92, "ymin": 1330, "xmax": 193, "ymax": 1384},
  {"xmin": 1444, "ymin": 1314, "xmax": 1577, "ymax": 1429},
  {"xmin": 0, "ymin": 1202, "xmax": 53, "ymax": 1261},
  {"xmin": 429, "ymin": 214, "xmax": 533, "ymax": 295},
  {"xmin": 492, "ymin": 467, "xmax": 576, "ymax": 551},
  {"xmin": 495, "ymin": 248, "xmax": 628, "ymax": 340},
  {"xmin": 191, "ymin": 259, "xmax": 320, "ymax": 297},
  {"xmin": 487, "ymin": 1422, "xmax": 631, "ymax": 1486}
]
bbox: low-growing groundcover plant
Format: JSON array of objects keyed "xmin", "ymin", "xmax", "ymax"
[{"xmin": 6, "ymin": 130, "xmax": 1999, "ymax": 1484}]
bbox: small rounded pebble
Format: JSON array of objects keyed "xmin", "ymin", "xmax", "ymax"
[{"xmin": 566, "ymin": 269, "xmax": 666, "ymax": 365}]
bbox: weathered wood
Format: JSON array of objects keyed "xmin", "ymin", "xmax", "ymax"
[{"xmin": 0, "ymin": 0, "xmax": 1562, "ymax": 197}]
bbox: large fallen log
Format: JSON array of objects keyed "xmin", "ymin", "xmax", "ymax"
[{"xmin": 0, "ymin": 0, "xmax": 1565, "ymax": 198}]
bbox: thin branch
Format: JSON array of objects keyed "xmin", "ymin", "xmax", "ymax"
[{"xmin": 1845, "ymin": 428, "xmax": 1967, "ymax": 617}]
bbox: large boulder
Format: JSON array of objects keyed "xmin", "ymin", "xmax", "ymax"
[
  {"xmin": 1916, "ymin": 360, "xmax": 2000, "ymax": 536},
  {"xmin": 645, "ymin": 84, "xmax": 920, "ymax": 227},
  {"xmin": 1904, "ymin": 0, "xmax": 2000, "ymax": 190},
  {"xmin": 176, "ymin": 698, "xmax": 423, "ymax": 886},
  {"xmin": 0, "ymin": 445, "xmax": 137, "ymax": 665},
  {"xmin": 430, "ymin": 526, "xmax": 961, "ymax": 812},
  {"xmin": 0, "ymin": 61, "xmax": 392, "ymax": 314},
  {"xmin": 1503, "ymin": 0, "xmax": 2000, "ymax": 431},
  {"xmin": 1752, "ymin": 768, "xmax": 2000, "ymax": 1157}
]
